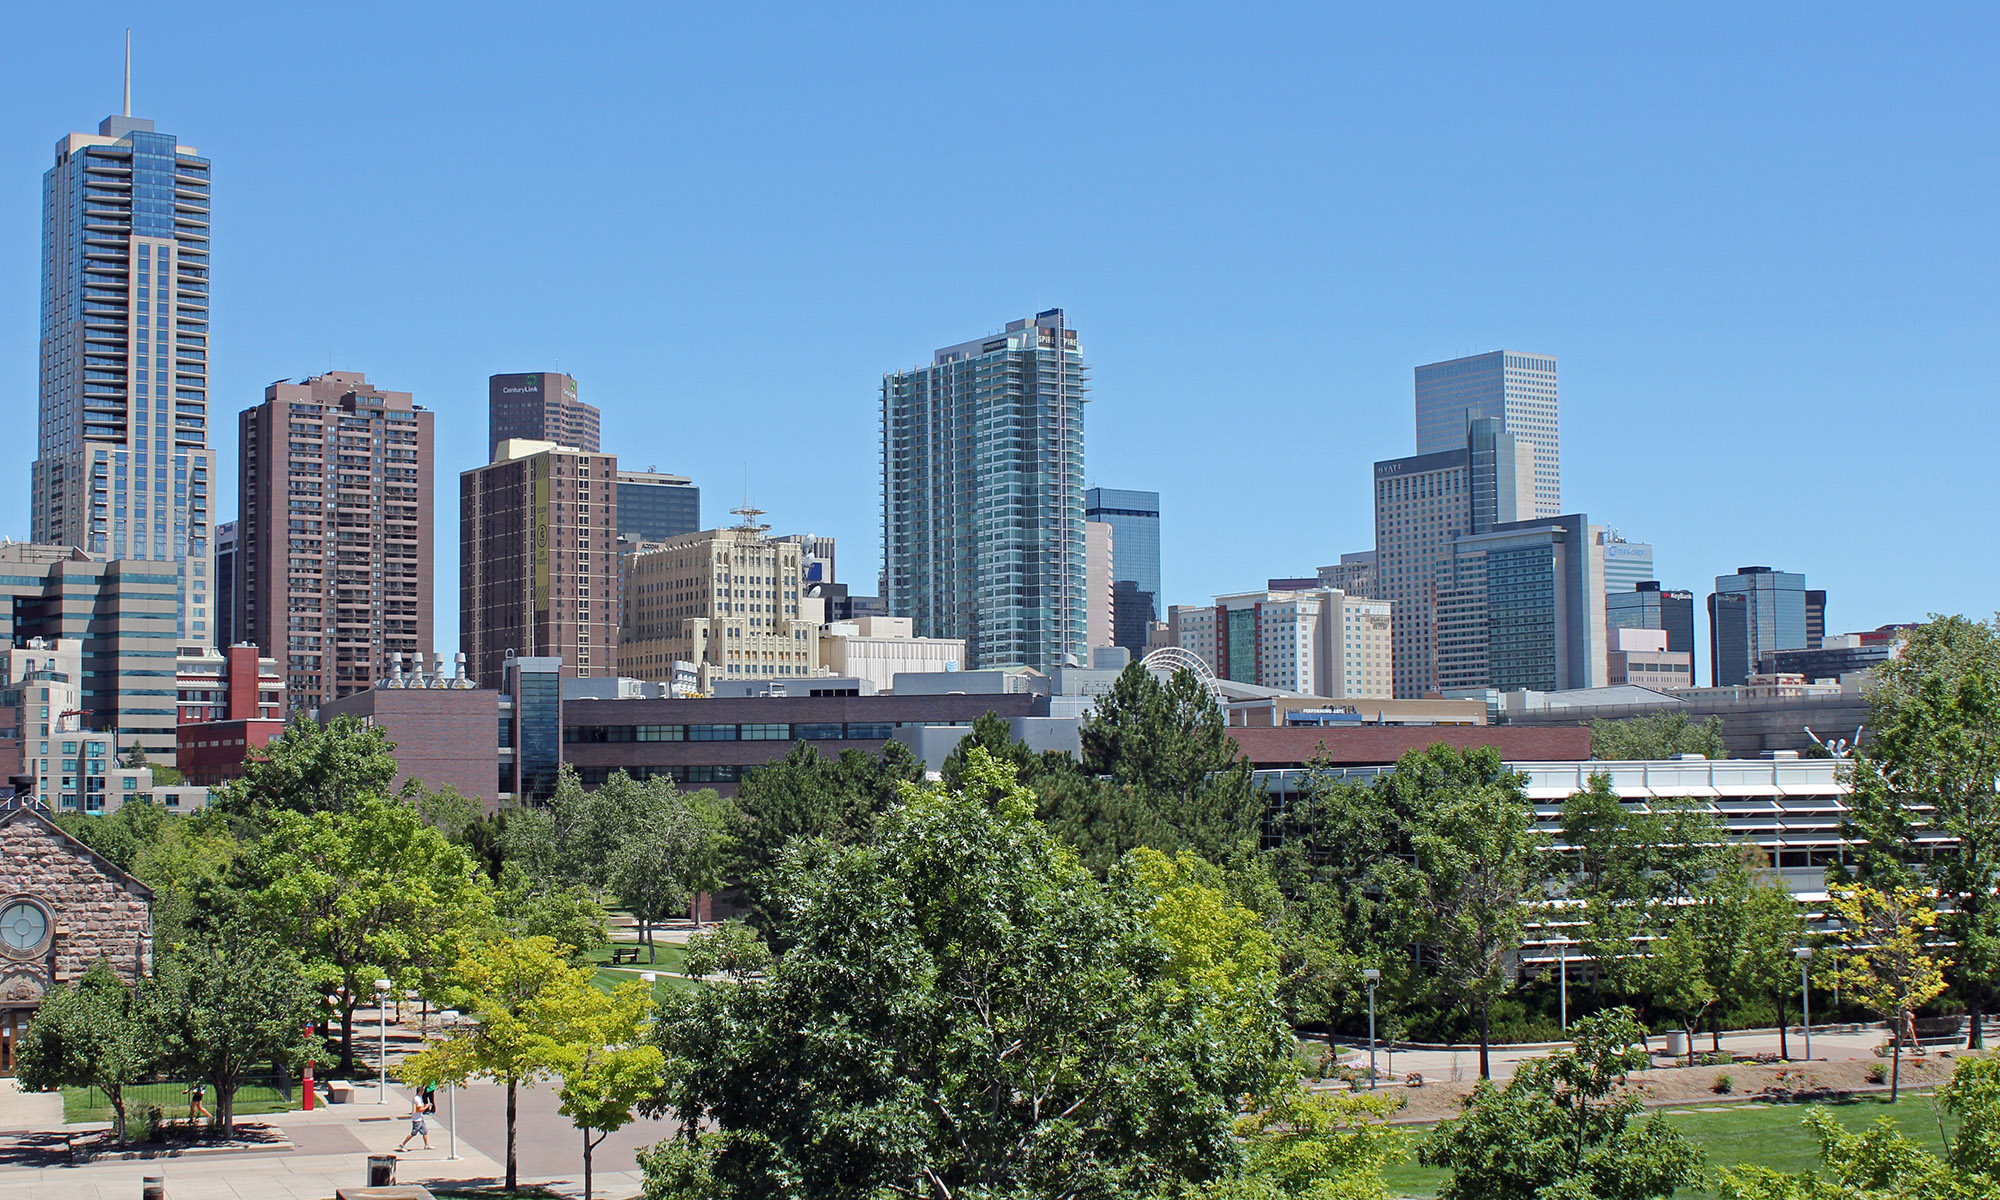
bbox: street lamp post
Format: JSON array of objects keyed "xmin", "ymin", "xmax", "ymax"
[
  {"xmin": 1794, "ymin": 948, "xmax": 1815, "ymax": 1062},
  {"xmin": 1363, "ymin": 968, "xmax": 1381, "ymax": 1089},
  {"xmin": 374, "ymin": 978, "xmax": 392, "ymax": 1104},
  {"xmin": 439, "ymin": 1009, "xmax": 460, "ymax": 1161},
  {"xmin": 1557, "ymin": 941, "xmax": 1568, "ymax": 1030}
]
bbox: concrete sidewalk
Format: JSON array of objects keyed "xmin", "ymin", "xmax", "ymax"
[{"xmin": 0, "ymin": 1085, "xmax": 520, "ymax": 1200}]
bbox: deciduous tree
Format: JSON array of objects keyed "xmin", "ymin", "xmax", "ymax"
[
  {"xmin": 249, "ymin": 796, "xmax": 493, "ymax": 1073},
  {"xmin": 545, "ymin": 977, "xmax": 664, "ymax": 1200},
  {"xmin": 13, "ymin": 959, "xmax": 156, "ymax": 1143},
  {"xmin": 1827, "ymin": 883, "xmax": 1949, "ymax": 1101},
  {"xmin": 401, "ymin": 935, "xmax": 580, "ymax": 1193},
  {"xmin": 642, "ymin": 748, "xmax": 1289, "ymax": 1199},
  {"xmin": 151, "ymin": 924, "xmax": 323, "ymax": 1131},
  {"xmin": 1419, "ymin": 1007, "xmax": 1703, "ymax": 1200},
  {"xmin": 1842, "ymin": 614, "xmax": 2000, "ymax": 1050}
]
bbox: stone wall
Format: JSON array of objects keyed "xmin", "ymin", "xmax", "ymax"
[{"xmin": 0, "ymin": 808, "xmax": 152, "ymax": 1010}]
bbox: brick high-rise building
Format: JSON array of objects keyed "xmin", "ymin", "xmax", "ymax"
[
  {"xmin": 488, "ymin": 372, "xmax": 599, "ymax": 460},
  {"xmin": 461, "ymin": 439, "xmax": 620, "ymax": 688},
  {"xmin": 237, "ymin": 372, "xmax": 434, "ymax": 710}
]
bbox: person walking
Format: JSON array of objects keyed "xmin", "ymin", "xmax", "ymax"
[
  {"xmin": 397, "ymin": 1096, "xmax": 431, "ymax": 1151},
  {"xmin": 418, "ymin": 1082, "xmax": 438, "ymax": 1113},
  {"xmin": 184, "ymin": 1080, "xmax": 209, "ymax": 1122}
]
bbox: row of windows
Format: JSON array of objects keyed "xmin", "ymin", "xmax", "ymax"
[{"xmin": 564, "ymin": 721, "xmax": 896, "ymax": 744}]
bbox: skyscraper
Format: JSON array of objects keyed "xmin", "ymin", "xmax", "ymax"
[
  {"xmin": 214, "ymin": 519, "xmax": 238, "ymax": 650},
  {"xmin": 882, "ymin": 310, "xmax": 1088, "ymax": 671},
  {"xmin": 461, "ymin": 439, "xmax": 620, "ymax": 688},
  {"xmin": 1607, "ymin": 581, "xmax": 1696, "ymax": 661},
  {"xmin": 488, "ymin": 372, "xmax": 599, "ymax": 459},
  {"xmin": 1084, "ymin": 487, "xmax": 1161, "ymax": 657},
  {"xmin": 238, "ymin": 373, "xmax": 434, "ymax": 709},
  {"xmin": 1415, "ymin": 351, "xmax": 1560, "ymax": 518},
  {"xmin": 33, "ymin": 92, "xmax": 216, "ymax": 641},
  {"xmin": 1434, "ymin": 515, "xmax": 1609, "ymax": 693},
  {"xmin": 618, "ymin": 512, "xmax": 820, "ymax": 691},
  {"xmin": 1708, "ymin": 566, "xmax": 1810, "ymax": 687},
  {"xmin": 1602, "ymin": 533, "xmax": 1655, "ymax": 596},
  {"xmin": 1086, "ymin": 520, "xmax": 1114, "ymax": 651},
  {"xmin": 1373, "ymin": 419, "xmax": 1532, "ymax": 697}
]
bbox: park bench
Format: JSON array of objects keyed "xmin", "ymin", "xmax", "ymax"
[{"xmin": 610, "ymin": 947, "xmax": 643, "ymax": 966}]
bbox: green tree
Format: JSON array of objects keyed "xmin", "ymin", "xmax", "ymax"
[
  {"xmin": 402, "ymin": 935, "xmax": 581, "ymax": 1193},
  {"xmin": 641, "ymin": 748, "xmax": 1289, "ymax": 1199},
  {"xmin": 724, "ymin": 739, "xmax": 922, "ymax": 920},
  {"xmin": 606, "ymin": 777, "xmax": 728, "ymax": 961},
  {"xmin": 151, "ymin": 923, "xmax": 323, "ymax": 1132},
  {"xmin": 502, "ymin": 765, "xmax": 623, "ymax": 893},
  {"xmin": 1419, "ymin": 1007, "xmax": 1703, "ymax": 1200},
  {"xmin": 50, "ymin": 796, "xmax": 174, "ymax": 872},
  {"xmin": 248, "ymin": 795, "xmax": 494, "ymax": 1073},
  {"xmin": 1719, "ymin": 1058, "xmax": 2000, "ymax": 1199},
  {"xmin": 1588, "ymin": 710, "xmax": 1726, "ymax": 760},
  {"xmin": 494, "ymin": 862, "xmax": 608, "ymax": 962},
  {"xmin": 1827, "ymin": 884, "xmax": 1950, "ymax": 1102},
  {"xmin": 682, "ymin": 920, "xmax": 770, "ymax": 982},
  {"xmin": 13, "ymin": 959, "xmax": 156, "ymax": 1143},
  {"xmin": 408, "ymin": 783, "xmax": 484, "ymax": 842},
  {"xmin": 545, "ymin": 977, "xmax": 665, "ymax": 1200},
  {"xmin": 1079, "ymin": 662, "xmax": 1266, "ymax": 864},
  {"xmin": 1191, "ymin": 1087, "xmax": 1409, "ymax": 1200},
  {"xmin": 214, "ymin": 712, "xmax": 399, "ymax": 820},
  {"xmin": 1842, "ymin": 614, "xmax": 2000, "ymax": 1049},
  {"xmin": 1377, "ymin": 746, "xmax": 1544, "ymax": 1077},
  {"xmin": 1729, "ymin": 866, "xmax": 1814, "ymax": 1060}
]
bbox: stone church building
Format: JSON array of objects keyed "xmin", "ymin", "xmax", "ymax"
[{"xmin": 0, "ymin": 797, "xmax": 153, "ymax": 1075}]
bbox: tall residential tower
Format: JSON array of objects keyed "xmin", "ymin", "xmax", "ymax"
[
  {"xmin": 882, "ymin": 310, "xmax": 1088, "ymax": 671},
  {"xmin": 238, "ymin": 372, "xmax": 434, "ymax": 710},
  {"xmin": 33, "ymin": 92, "xmax": 215, "ymax": 640}
]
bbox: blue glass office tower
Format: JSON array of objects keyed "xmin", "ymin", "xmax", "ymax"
[
  {"xmin": 33, "ymin": 101, "xmax": 215, "ymax": 642},
  {"xmin": 1084, "ymin": 487, "xmax": 1160, "ymax": 657},
  {"xmin": 1709, "ymin": 566, "xmax": 1809, "ymax": 686},
  {"xmin": 882, "ymin": 311, "xmax": 1088, "ymax": 671}
]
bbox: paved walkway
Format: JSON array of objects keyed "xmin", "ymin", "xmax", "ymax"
[
  {"xmin": 0, "ymin": 1078, "xmax": 681, "ymax": 1200},
  {"xmin": 1328, "ymin": 1022, "xmax": 1990, "ymax": 1085}
]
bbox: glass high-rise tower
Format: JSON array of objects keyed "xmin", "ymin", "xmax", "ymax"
[
  {"xmin": 1416, "ymin": 351, "xmax": 1560, "ymax": 518},
  {"xmin": 1084, "ymin": 487, "xmax": 1160, "ymax": 657},
  {"xmin": 882, "ymin": 310, "xmax": 1088, "ymax": 671},
  {"xmin": 33, "ymin": 96, "xmax": 215, "ymax": 642}
]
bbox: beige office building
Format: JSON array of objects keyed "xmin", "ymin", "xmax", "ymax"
[
  {"xmin": 1086, "ymin": 520, "xmax": 1114, "ymax": 651},
  {"xmin": 820, "ymin": 618, "xmax": 966, "ymax": 692},
  {"xmin": 460, "ymin": 439, "xmax": 620, "ymax": 688},
  {"xmin": 620, "ymin": 511, "xmax": 821, "ymax": 691}
]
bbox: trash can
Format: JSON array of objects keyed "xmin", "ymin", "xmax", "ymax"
[
  {"xmin": 366, "ymin": 1155, "xmax": 396, "ymax": 1187},
  {"xmin": 1663, "ymin": 1030, "xmax": 1688, "ymax": 1058},
  {"xmin": 142, "ymin": 1176, "xmax": 166, "ymax": 1200}
]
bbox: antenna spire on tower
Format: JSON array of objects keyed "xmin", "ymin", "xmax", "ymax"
[{"xmin": 122, "ymin": 29, "xmax": 131, "ymax": 117}]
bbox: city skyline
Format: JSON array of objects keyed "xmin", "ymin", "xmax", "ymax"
[{"xmin": 2, "ymin": 9, "xmax": 1994, "ymax": 660}]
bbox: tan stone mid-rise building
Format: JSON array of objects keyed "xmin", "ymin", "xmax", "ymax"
[
  {"xmin": 461, "ymin": 439, "xmax": 620, "ymax": 688},
  {"xmin": 620, "ymin": 511, "xmax": 821, "ymax": 692},
  {"xmin": 238, "ymin": 372, "xmax": 433, "ymax": 711}
]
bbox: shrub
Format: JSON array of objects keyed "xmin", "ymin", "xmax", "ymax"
[
  {"xmin": 1713, "ymin": 1074, "xmax": 1734, "ymax": 1094},
  {"xmin": 1867, "ymin": 1062, "xmax": 1889, "ymax": 1084}
]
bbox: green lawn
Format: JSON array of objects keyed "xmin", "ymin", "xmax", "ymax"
[
  {"xmin": 583, "ymin": 937, "xmax": 702, "ymax": 995},
  {"xmin": 1380, "ymin": 1094, "xmax": 1960, "ymax": 1199},
  {"xmin": 61, "ymin": 1081, "xmax": 294, "ymax": 1125}
]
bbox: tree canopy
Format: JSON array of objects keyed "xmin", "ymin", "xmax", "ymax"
[
  {"xmin": 1589, "ymin": 711, "xmax": 1726, "ymax": 761},
  {"xmin": 641, "ymin": 748, "xmax": 1290, "ymax": 1199}
]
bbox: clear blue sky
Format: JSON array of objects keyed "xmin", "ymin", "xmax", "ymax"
[{"xmin": 2, "ymin": 4, "xmax": 1994, "ymax": 657}]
